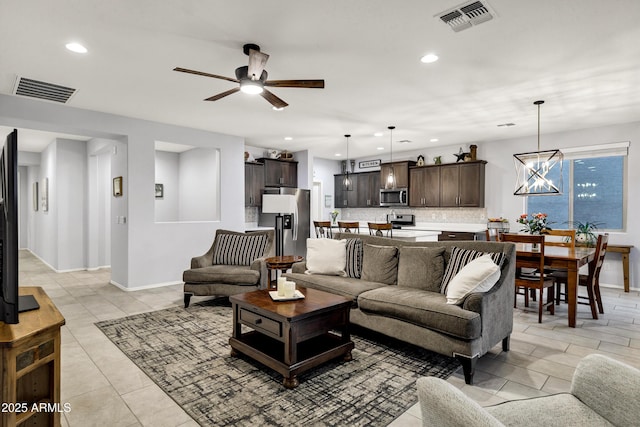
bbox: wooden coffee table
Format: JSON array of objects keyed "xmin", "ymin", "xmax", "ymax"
[{"xmin": 229, "ymin": 287, "xmax": 354, "ymax": 388}]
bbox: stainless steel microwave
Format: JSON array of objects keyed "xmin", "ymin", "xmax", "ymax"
[{"xmin": 379, "ymin": 188, "xmax": 408, "ymax": 207}]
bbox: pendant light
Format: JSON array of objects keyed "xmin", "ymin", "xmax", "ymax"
[
  {"xmin": 342, "ymin": 134, "xmax": 353, "ymax": 191},
  {"xmin": 513, "ymin": 100, "xmax": 563, "ymax": 196},
  {"xmin": 385, "ymin": 126, "xmax": 396, "ymax": 189}
]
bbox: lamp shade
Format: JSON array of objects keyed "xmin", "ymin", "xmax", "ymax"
[{"xmin": 262, "ymin": 194, "xmax": 296, "ymax": 213}]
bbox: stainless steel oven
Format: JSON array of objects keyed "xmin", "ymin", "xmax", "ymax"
[{"xmin": 379, "ymin": 188, "xmax": 408, "ymax": 207}]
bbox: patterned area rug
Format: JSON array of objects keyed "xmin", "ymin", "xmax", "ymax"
[{"xmin": 96, "ymin": 299, "xmax": 460, "ymax": 427}]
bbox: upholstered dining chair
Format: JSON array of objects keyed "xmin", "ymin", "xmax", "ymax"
[
  {"xmin": 313, "ymin": 221, "xmax": 333, "ymax": 239},
  {"xmin": 500, "ymin": 233, "xmax": 555, "ymax": 323},
  {"xmin": 368, "ymin": 222, "xmax": 393, "ymax": 238},
  {"xmin": 338, "ymin": 221, "xmax": 360, "ymax": 234}
]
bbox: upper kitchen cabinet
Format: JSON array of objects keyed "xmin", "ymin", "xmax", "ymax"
[
  {"xmin": 356, "ymin": 171, "xmax": 381, "ymax": 207},
  {"xmin": 439, "ymin": 161, "xmax": 486, "ymax": 207},
  {"xmin": 380, "ymin": 161, "xmax": 415, "ymax": 189},
  {"xmin": 244, "ymin": 162, "xmax": 264, "ymax": 207},
  {"xmin": 409, "ymin": 166, "xmax": 440, "ymax": 207},
  {"xmin": 259, "ymin": 158, "xmax": 298, "ymax": 187},
  {"xmin": 334, "ymin": 174, "xmax": 358, "ymax": 208}
]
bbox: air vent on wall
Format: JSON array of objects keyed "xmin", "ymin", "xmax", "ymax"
[
  {"xmin": 436, "ymin": 1, "xmax": 496, "ymax": 32},
  {"xmin": 13, "ymin": 76, "xmax": 77, "ymax": 103}
]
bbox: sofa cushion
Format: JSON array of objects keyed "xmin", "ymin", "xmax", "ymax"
[
  {"xmin": 446, "ymin": 254, "xmax": 501, "ymax": 305},
  {"xmin": 212, "ymin": 232, "xmax": 269, "ymax": 266},
  {"xmin": 486, "ymin": 393, "xmax": 613, "ymax": 426},
  {"xmin": 345, "ymin": 238, "xmax": 363, "ymax": 279},
  {"xmin": 183, "ymin": 265, "xmax": 260, "ymax": 285},
  {"xmin": 284, "ymin": 272, "xmax": 387, "ymax": 305},
  {"xmin": 361, "ymin": 244, "xmax": 399, "ymax": 285},
  {"xmin": 358, "ymin": 287, "xmax": 482, "ymax": 340},
  {"xmin": 397, "ymin": 246, "xmax": 445, "ymax": 292},
  {"xmin": 441, "ymin": 247, "xmax": 506, "ymax": 294},
  {"xmin": 305, "ymin": 238, "xmax": 347, "ymax": 276}
]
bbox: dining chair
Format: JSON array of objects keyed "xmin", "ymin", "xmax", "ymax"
[
  {"xmin": 338, "ymin": 221, "xmax": 360, "ymax": 234},
  {"xmin": 313, "ymin": 221, "xmax": 333, "ymax": 239},
  {"xmin": 485, "ymin": 229, "xmax": 500, "ymax": 241},
  {"xmin": 576, "ymin": 233, "xmax": 609, "ymax": 319},
  {"xmin": 543, "ymin": 229, "xmax": 576, "ymax": 304},
  {"xmin": 500, "ymin": 233, "xmax": 555, "ymax": 323},
  {"xmin": 368, "ymin": 222, "xmax": 393, "ymax": 238}
]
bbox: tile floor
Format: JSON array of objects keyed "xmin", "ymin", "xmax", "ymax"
[{"xmin": 17, "ymin": 250, "xmax": 640, "ymax": 426}]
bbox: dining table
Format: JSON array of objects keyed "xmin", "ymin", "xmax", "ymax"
[{"xmin": 514, "ymin": 243, "xmax": 596, "ymax": 327}]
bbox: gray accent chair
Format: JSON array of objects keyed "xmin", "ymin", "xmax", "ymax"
[
  {"xmin": 417, "ymin": 354, "xmax": 640, "ymax": 427},
  {"xmin": 182, "ymin": 229, "xmax": 274, "ymax": 307}
]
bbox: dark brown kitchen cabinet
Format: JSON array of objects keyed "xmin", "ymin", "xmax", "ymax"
[
  {"xmin": 334, "ymin": 174, "xmax": 358, "ymax": 208},
  {"xmin": 439, "ymin": 161, "xmax": 486, "ymax": 207},
  {"xmin": 259, "ymin": 158, "xmax": 298, "ymax": 187},
  {"xmin": 409, "ymin": 166, "xmax": 440, "ymax": 207},
  {"xmin": 357, "ymin": 171, "xmax": 380, "ymax": 207},
  {"xmin": 244, "ymin": 162, "xmax": 264, "ymax": 207},
  {"xmin": 380, "ymin": 161, "xmax": 415, "ymax": 189}
]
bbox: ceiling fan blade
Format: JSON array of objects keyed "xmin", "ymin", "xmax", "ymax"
[
  {"xmin": 173, "ymin": 67, "xmax": 239, "ymax": 83},
  {"xmin": 260, "ymin": 89, "xmax": 289, "ymax": 109},
  {"xmin": 204, "ymin": 87, "xmax": 240, "ymax": 101},
  {"xmin": 247, "ymin": 49, "xmax": 269, "ymax": 81},
  {"xmin": 265, "ymin": 79, "xmax": 325, "ymax": 89}
]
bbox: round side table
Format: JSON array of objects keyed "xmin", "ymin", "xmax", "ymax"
[{"xmin": 265, "ymin": 255, "xmax": 304, "ymax": 289}]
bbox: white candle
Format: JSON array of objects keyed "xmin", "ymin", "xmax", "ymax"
[
  {"xmin": 284, "ymin": 281, "xmax": 296, "ymax": 298},
  {"xmin": 277, "ymin": 277, "xmax": 286, "ymax": 296}
]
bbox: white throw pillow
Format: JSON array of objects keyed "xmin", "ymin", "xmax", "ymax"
[
  {"xmin": 446, "ymin": 254, "xmax": 500, "ymax": 305},
  {"xmin": 305, "ymin": 238, "xmax": 347, "ymax": 276}
]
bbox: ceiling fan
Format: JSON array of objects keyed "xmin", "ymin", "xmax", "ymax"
[{"xmin": 174, "ymin": 44, "xmax": 325, "ymax": 109}]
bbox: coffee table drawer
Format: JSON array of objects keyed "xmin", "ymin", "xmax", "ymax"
[{"xmin": 240, "ymin": 309, "xmax": 282, "ymax": 338}]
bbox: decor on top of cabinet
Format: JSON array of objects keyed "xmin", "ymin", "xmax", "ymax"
[
  {"xmin": 469, "ymin": 144, "xmax": 478, "ymax": 160},
  {"xmin": 266, "ymin": 149, "xmax": 278, "ymax": 159},
  {"xmin": 417, "ymin": 155, "xmax": 425, "ymax": 166},
  {"xmin": 433, "ymin": 156, "xmax": 442, "ymax": 165},
  {"xmin": 359, "ymin": 159, "xmax": 381, "ymax": 169},
  {"xmin": 277, "ymin": 150, "xmax": 294, "ymax": 161},
  {"xmin": 454, "ymin": 147, "xmax": 469, "ymax": 162}
]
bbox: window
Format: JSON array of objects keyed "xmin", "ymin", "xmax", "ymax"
[{"xmin": 526, "ymin": 143, "xmax": 627, "ymax": 231}]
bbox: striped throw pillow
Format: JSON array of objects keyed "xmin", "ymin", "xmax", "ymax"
[
  {"xmin": 345, "ymin": 238, "xmax": 363, "ymax": 279},
  {"xmin": 441, "ymin": 247, "xmax": 506, "ymax": 294},
  {"xmin": 212, "ymin": 234, "xmax": 269, "ymax": 266}
]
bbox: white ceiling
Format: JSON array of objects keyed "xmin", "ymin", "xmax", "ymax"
[{"xmin": 1, "ymin": 0, "xmax": 639, "ymax": 159}]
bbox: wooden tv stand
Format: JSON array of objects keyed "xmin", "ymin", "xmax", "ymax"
[{"xmin": 0, "ymin": 287, "xmax": 65, "ymax": 427}]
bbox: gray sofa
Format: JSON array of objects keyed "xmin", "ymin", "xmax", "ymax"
[
  {"xmin": 183, "ymin": 229, "xmax": 274, "ymax": 307},
  {"xmin": 284, "ymin": 232, "xmax": 515, "ymax": 385},
  {"xmin": 417, "ymin": 354, "xmax": 640, "ymax": 426}
]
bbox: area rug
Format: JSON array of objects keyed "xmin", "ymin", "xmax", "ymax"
[{"xmin": 96, "ymin": 299, "xmax": 460, "ymax": 427}]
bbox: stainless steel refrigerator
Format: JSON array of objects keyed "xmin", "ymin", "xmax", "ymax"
[{"xmin": 259, "ymin": 188, "xmax": 310, "ymax": 257}]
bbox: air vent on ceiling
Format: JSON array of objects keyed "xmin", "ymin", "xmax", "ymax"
[
  {"xmin": 13, "ymin": 76, "xmax": 77, "ymax": 103},
  {"xmin": 436, "ymin": 1, "xmax": 496, "ymax": 32}
]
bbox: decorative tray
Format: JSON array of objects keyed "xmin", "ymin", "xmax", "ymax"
[{"xmin": 269, "ymin": 290, "xmax": 305, "ymax": 301}]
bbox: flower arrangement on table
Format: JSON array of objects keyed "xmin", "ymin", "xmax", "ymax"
[
  {"xmin": 517, "ymin": 213, "xmax": 552, "ymax": 235},
  {"xmin": 330, "ymin": 210, "xmax": 339, "ymax": 225}
]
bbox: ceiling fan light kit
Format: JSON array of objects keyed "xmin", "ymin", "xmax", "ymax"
[
  {"xmin": 513, "ymin": 100, "xmax": 564, "ymax": 196},
  {"xmin": 174, "ymin": 44, "xmax": 324, "ymax": 109}
]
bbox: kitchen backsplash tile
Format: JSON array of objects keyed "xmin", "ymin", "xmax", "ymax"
[
  {"xmin": 330, "ymin": 207, "xmax": 487, "ymax": 224},
  {"xmin": 245, "ymin": 207, "xmax": 259, "ymax": 223}
]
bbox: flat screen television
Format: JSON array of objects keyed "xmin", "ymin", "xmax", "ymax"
[{"xmin": 1, "ymin": 129, "xmax": 38, "ymax": 324}]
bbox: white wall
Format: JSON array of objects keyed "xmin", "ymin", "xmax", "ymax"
[
  {"xmin": 178, "ymin": 148, "xmax": 220, "ymax": 222},
  {"xmin": 0, "ymin": 93, "xmax": 244, "ymax": 289},
  {"xmin": 312, "ymin": 157, "xmax": 342, "ymax": 221}
]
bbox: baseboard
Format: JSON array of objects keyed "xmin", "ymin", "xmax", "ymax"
[{"xmin": 110, "ymin": 280, "xmax": 183, "ymax": 292}]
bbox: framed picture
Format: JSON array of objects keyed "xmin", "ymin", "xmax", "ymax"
[
  {"xmin": 33, "ymin": 182, "xmax": 38, "ymax": 211},
  {"xmin": 358, "ymin": 159, "xmax": 381, "ymax": 168},
  {"xmin": 113, "ymin": 176, "xmax": 123, "ymax": 197},
  {"xmin": 41, "ymin": 178, "xmax": 48, "ymax": 211},
  {"xmin": 155, "ymin": 183, "xmax": 164, "ymax": 198},
  {"xmin": 324, "ymin": 195, "xmax": 332, "ymax": 207}
]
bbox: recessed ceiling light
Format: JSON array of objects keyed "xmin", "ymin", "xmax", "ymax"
[
  {"xmin": 430, "ymin": 138, "xmax": 439, "ymax": 142},
  {"xmin": 373, "ymin": 132, "xmax": 384, "ymax": 137},
  {"xmin": 335, "ymin": 153, "xmax": 342, "ymax": 157},
  {"xmin": 272, "ymin": 106, "xmax": 284, "ymax": 111},
  {"xmin": 420, "ymin": 53, "xmax": 439, "ymax": 63},
  {"xmin": 65, "ymin": 42, "xmax": 87, "ymax": 54},
  {"xmin": 284, "ymin": 137, "xmax": 293, "ymax": 141},
  {"xmin": 377, "ymin": 147, "xmax": 384, "ymax": 150}
]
